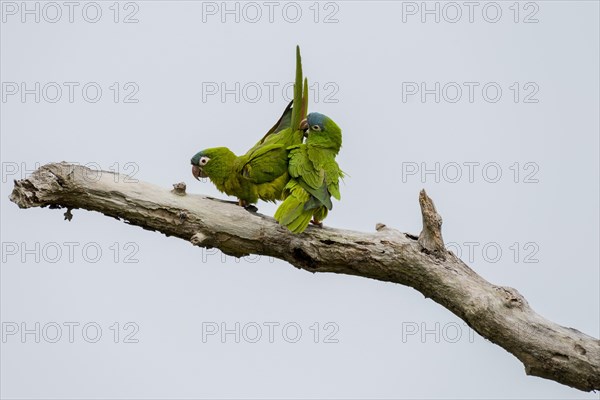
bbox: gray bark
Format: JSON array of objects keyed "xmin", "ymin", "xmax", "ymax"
[{"xmin": 8, "ymin": 162, "xmax": 600, "ymax": 392}]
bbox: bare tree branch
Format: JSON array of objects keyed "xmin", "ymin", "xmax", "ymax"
[{"xmin": 9, "ymin": 162, "xmax": 600, "ymax": 392}]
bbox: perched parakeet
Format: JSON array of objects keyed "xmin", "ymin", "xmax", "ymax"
[
  {"xmin": 191, "ymin": 46, "xmax": 308, "ymax": 208},
  {"xmin": 274, "ymin": 112, "xmax": 344, "ymax": 233}
]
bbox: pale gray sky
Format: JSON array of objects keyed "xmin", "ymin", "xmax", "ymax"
[{"xmin": 1, "ymin": 1, "xmax": 599, "ymax": 399}]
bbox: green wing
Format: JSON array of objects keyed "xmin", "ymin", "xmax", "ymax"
[
  {"xmin": 324, "ymin": 159, "xmax": 343, "ymax": 201},
  {"xmin": 300, "ymin": 181, "xmax": 332, "ymax": 210},
  {"xmin": 240, "ymin": 143, "xmax": 288, "ymax": 184},
  {"xmin": 288, "ymin": 146, "xmax": 321, "ymax": 187},
  {"xmin": 256, "ymin": 100, "xmax": 293, "ymax": 146},
  {"xmin": 287, "ymin": 146, "xmax": 333, "ymax": 210}
]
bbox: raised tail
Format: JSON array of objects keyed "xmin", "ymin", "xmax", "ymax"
[{"xmin": 274, "ymin": 180, "xmax": 313, "ymax": 234}]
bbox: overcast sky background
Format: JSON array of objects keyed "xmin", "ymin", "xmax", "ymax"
[{"xmin": 1, "ymin": 1, "xmax": 599, "ymax": 399}]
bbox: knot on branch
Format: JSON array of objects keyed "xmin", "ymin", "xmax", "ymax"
[
  {"xmin": 375, "ymin": 222, "xmax": 408, "ymax": 238},
  {"xmin": 494, "ymin": 286, "xmax": 528, "ymax": 309},
  {"xmin": 171, "ymin": 182, "xmax": 187, "ymax": 196},
  {"xmin": 417, "ymin": 189, "xmax": 446, "ymax": 259},
  {"xmin": 191, "ymin": 232, "xmax": 211, "ymax": 247}
]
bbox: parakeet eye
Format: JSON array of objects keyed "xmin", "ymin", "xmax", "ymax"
[
  {"xmin": 200, "ymin": 156, "xmax": 210, "ymax": 166},
  {"xmin": 311, "ymin": 125, "xmax": 321, "ymax": 131}
]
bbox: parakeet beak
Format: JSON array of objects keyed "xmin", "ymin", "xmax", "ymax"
[
  {"xmin": 300, "ymin": 118, "xmax": 309, "ymax": 137},
  {"xmin": 191, "ymin": 164, "xmax": 208, "ymax": 180},
  {"xmin": 300, "ymin": 118, "xmax": 308, "ymax": 131}
]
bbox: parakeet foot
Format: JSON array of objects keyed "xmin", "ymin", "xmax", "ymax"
[
  {"xmin": 310, "ymin": 219, "xmax": 323, "ymax": 228},
  {"xmin": 245, "ymin": 205, "xmax": 258, "ymax": 213}
]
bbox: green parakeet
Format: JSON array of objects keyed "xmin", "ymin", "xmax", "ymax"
[
  {"xmin": 274, "ymin": 112, "xmax": 344, "ymax": 233},
  {"xmin": 191, "ymin": 46, "xmax": 308, "ymax": 208}
]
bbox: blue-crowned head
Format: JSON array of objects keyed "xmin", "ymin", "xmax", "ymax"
[
  {"xmin": 299, "ymin": 112, "xmax": 342, "ymax": 151},
  {"xmin": 300, "ymin": 112, "xmax": 340, "ymax": 137},
  {"xmin": 190, "ymin": 147, "xmax": 235, "ymax": 180},
  {"xmin": 306, "ymin": 112, "xmax": 326, "ymax": 132}
]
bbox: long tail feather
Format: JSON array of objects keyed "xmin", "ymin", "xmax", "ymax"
[
  {"xmin": 300, "ymin": 77, "xmax": 309, "ymax": 121},
  {"xmin": 274, "ymin": 181, "xmax": 313, "ymax": 234},
  {"xmin": 290, "ymin": 45, "xmax": 304, "ymax": 131}
]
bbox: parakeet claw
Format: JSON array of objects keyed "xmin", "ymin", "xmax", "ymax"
[
  {"xmin": 237, "ymin": 199, "xmax": 258, "ymax": 212},
  {"xmin": 310, "ymin": 219, "xmax": 323, "ymax": 228}
]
